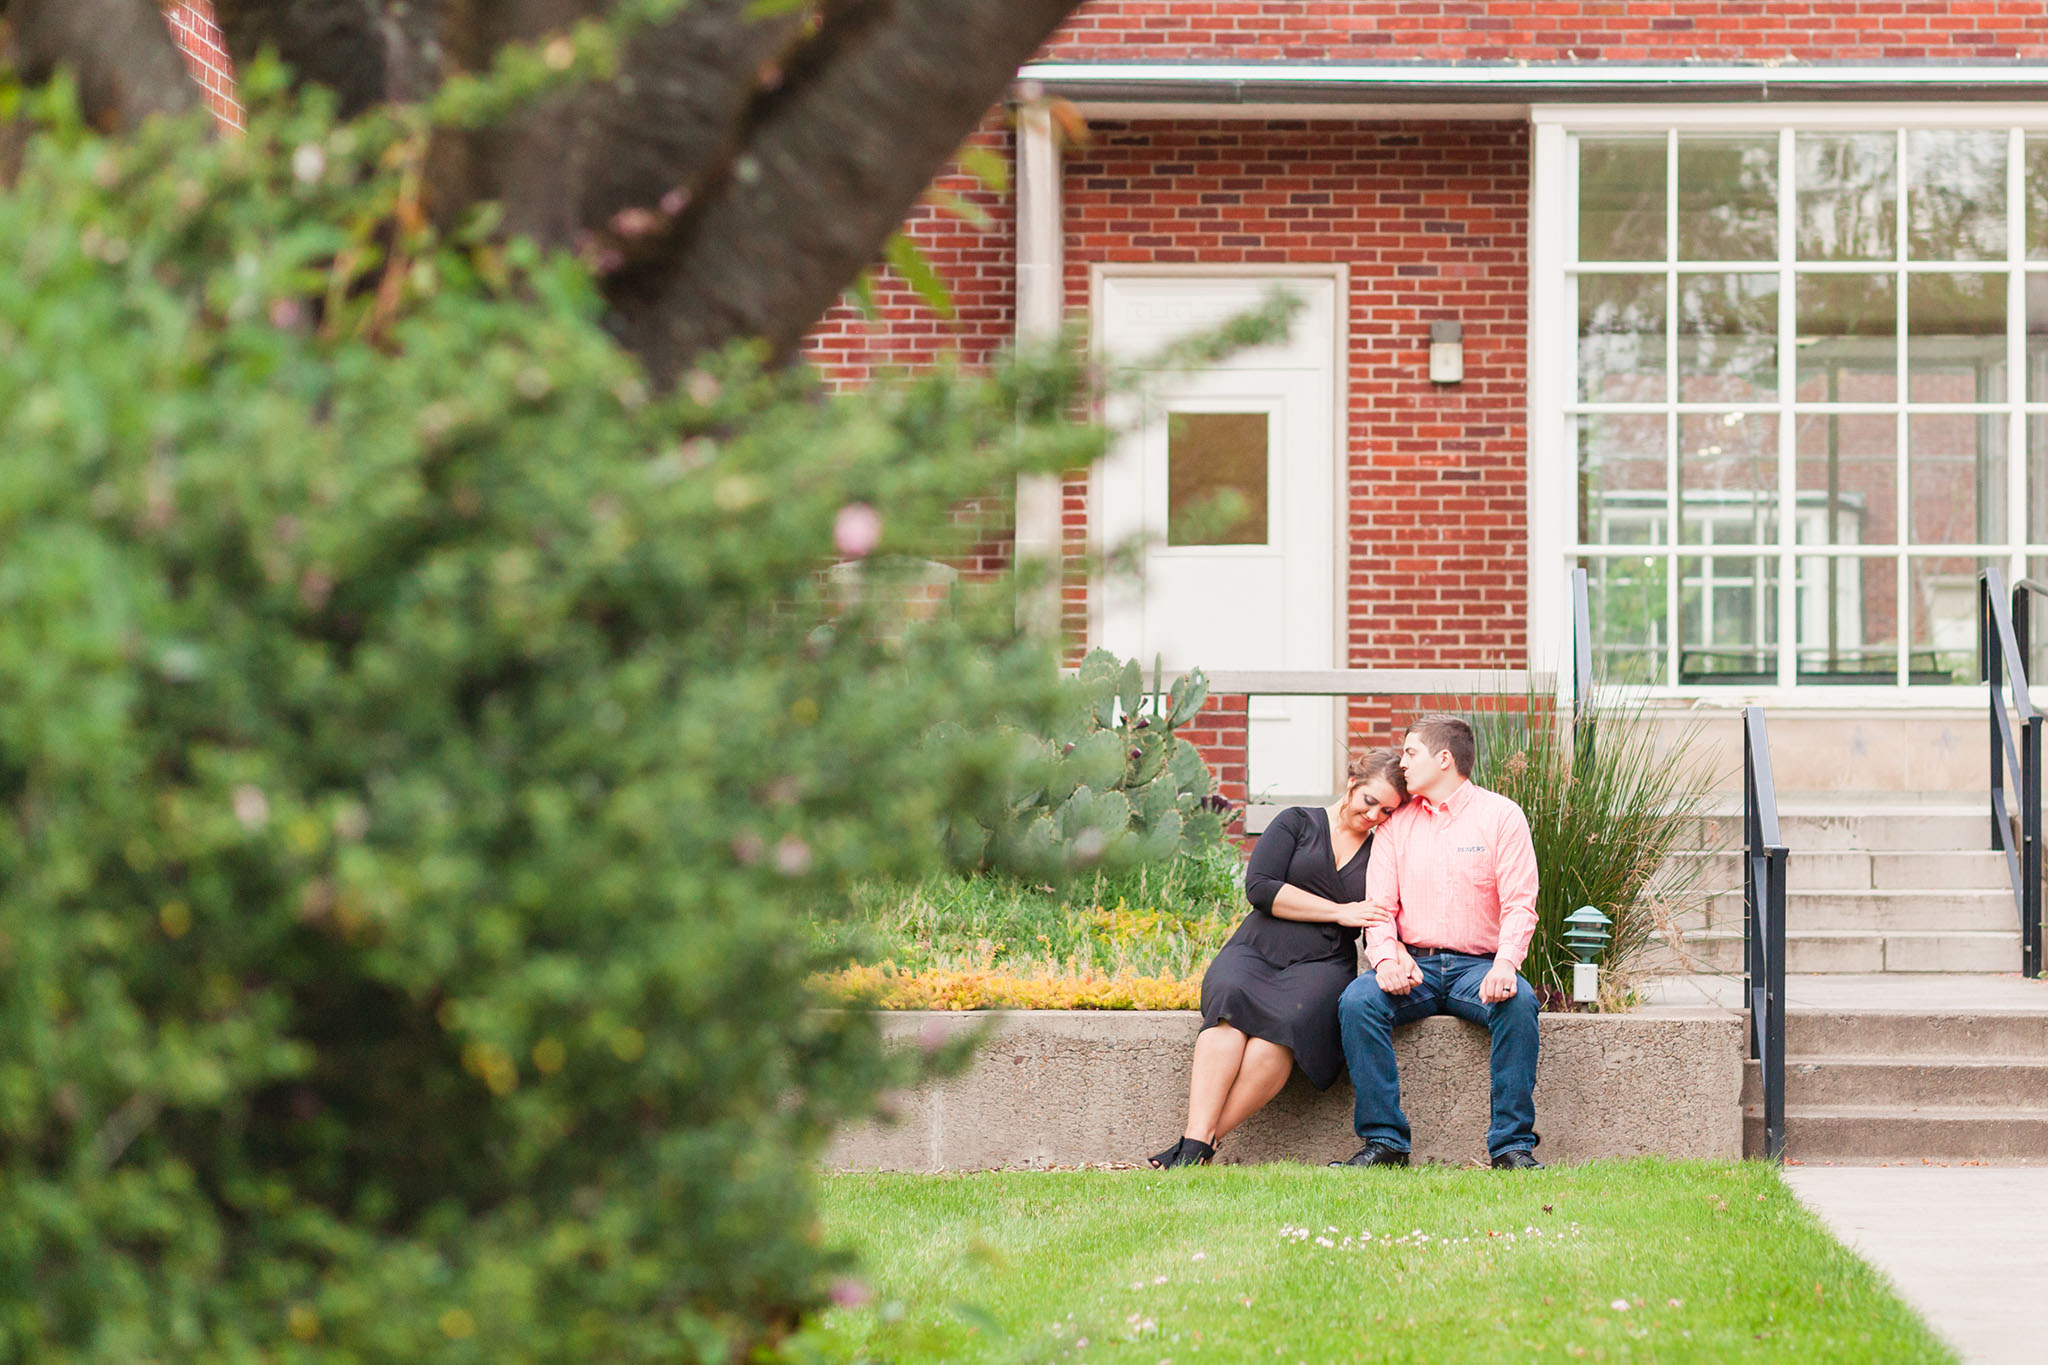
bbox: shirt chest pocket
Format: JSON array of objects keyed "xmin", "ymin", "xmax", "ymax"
[{"xmin": 1453, "ymin": 841, "xmax": 1497, "ymax": 895}]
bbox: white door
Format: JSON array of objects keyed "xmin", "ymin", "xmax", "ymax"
[{"xmin": 1095, "ymin": 273, "xmax": 1341, "ymax": 802}]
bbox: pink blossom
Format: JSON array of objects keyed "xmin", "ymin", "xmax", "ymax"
[{"xmin": 834, "ymin": 503, "xmax": 883, "ymax": 558}]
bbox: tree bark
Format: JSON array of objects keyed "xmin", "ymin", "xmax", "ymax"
[
  {"xmin": 11, "ymin": 0, "xmax": 1083, "ymax": 381},
  {"xmin": 608, "ymin": 0, "xmax": 1078, "ymax": 383},
  {"xmin": 4, "ymin": 0, "xmax": 201, "ymax": 130}
]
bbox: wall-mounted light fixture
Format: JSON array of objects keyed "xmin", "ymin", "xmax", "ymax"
[{"xmin": 1429, "ymin": 320, "xmax": 1464, "ymax": 385}]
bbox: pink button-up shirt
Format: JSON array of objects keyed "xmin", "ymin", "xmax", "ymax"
[{"xmin": 1363, "ymin": 779, "xmax": 1540, "ymax": 972}]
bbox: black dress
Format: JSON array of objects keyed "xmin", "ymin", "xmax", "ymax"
[{"xmin": 1198, "ymin": 805, "xmax": 1368, "ymax": 1090}]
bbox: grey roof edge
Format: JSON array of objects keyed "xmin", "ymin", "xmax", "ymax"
[{"xmin": 1016, "ymin": 61, "xmax": 2048, "ymax": 105}]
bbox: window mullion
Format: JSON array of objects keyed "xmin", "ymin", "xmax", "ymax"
[
  {"xmin": 1896, "ymin": 124, "xmax": 1910, "ymax": 687},
  {"xmin": 1778, "ymin": 125, "xmax": 1797, "ymax": 688},
  {"xmin": 1665, "ymin": 130, "xmax": 1681, "ymax": 688}
]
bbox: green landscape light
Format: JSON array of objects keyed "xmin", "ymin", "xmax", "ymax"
[{"xmin": 1563, "ymin": 904, "xmax": 1612, "ymax": 1004}]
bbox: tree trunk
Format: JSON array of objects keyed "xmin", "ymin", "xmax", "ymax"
[{"xmin": 4, "ymin": 0, "xmax": 201, "ymax": 130}]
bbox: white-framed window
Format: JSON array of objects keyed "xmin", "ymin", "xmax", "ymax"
[{"xmin": 1530, "ymin": 105, "xmax": 2048, "ymax": 693}]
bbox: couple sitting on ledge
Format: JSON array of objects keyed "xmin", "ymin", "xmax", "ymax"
[{"xmin": 1148, "ymin": 713, "xmax": 1543, "ymax": 1171}]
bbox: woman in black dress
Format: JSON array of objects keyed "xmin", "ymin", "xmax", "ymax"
[{"xmin": 1148, "ymin": 749, "xmax": 1413, "ymax": 1167}]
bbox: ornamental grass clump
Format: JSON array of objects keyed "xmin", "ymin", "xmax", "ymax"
[
  {"xmin": 0, "ymin": 72, "xmax": 1305, "ymax": 1361},
  {"xmin": 1471, "ymin": 695, "xmax": 1722, "ymax": 1007}
]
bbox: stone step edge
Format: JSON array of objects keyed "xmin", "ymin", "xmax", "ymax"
[
  {"xmin": 1652, "ymin": 929, "xmax": 2022, "ymax": 942},
  {"xmin": 1754, "ymin": 1055, "xmax": 2048, "ymax": 1069},
  {"xmin": 1741, "ymin": 1103, "xmax": 2048, "ymax": 1120}
]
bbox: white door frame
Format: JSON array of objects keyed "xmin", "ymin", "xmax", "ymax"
[{"xmin": 1088, "ymin": 263, "xmax": 1350, "ymax": 795}]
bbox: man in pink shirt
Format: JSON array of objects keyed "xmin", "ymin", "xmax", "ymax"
[{"xmin": 1332, "ymin": 714, "xmax": 1543, "ymax": 1169}]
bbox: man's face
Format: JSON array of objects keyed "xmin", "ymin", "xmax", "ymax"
[{"xmin": 1399, "ymin": 734, "xmax": 1440, "ymax": 792}]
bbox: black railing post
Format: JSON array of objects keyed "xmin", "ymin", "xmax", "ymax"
[
  {"xmin": 1743, "ymin": 716, "xmax": 1758, "ymax": 1031},
  {"xmin": 1764, "ymin": 840, "xmax": 1788, "ymax": 1163},
  {"xmin": 2027, "ymin": 712, "xmax": 2043, "ymax": 980},
  {"xmin": 1988, "ymin": 572, "xmax": 2004, "ymax": 849},
  {"xmin": 1744, "ymin": 705, "xmax": 1787, "ymax": 1163},
  {"xmin": 2019, "ymin": 581, "xmax": 2044, "ymax": 980}
]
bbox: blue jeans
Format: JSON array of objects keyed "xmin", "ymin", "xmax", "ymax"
[{"xmin": 1336, "ymin": 950, "xmax": 1539, "ymax": 1159}]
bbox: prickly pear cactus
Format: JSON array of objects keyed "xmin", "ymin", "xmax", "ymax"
[{"xmin": 957, "ymin": 649, "xmax": 1230, "ymax": 874}]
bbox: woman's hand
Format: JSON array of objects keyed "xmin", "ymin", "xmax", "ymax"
[
  {"xmin": 1333, "ymin": 899, "xmax": 1394, "ymax": 929},
  {"xmin": 1332, "ymin": 900, "xmax": 1378, "ymax": 928}
]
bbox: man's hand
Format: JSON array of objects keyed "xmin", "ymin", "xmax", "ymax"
[
  {"xmin": 1479, "ymin": 961, "xmax": 1520, "ymax": 1004},
  {"xmin": 1376, "ymin": 951, "xmax": 1424, "ymax": 995}
]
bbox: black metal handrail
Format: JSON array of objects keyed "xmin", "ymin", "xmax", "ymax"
[
  {"xmin": 1570, "ymin": 566, "xmax": 1594, "ymax": 762},
  {"xmin": 1980, "ymin": 567, "xmax": 2045, "ymax": 980},
  {"xmin": 1743, "ymin": 705, "xmax": 1788, "ymax": 1163}
]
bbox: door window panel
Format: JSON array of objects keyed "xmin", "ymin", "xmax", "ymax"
[{"xmin": 1166, "ymin": 412, "xmax": 1268, "ymax": 546}]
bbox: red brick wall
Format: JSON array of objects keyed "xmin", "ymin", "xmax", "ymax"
[
  {"xmin": 1063, "ymin": 119, "xmax": 1531, "ymax": 680},
  {"xmin": 165, "ymin": 2, "xmax": 243, "ymax": 130},
  {"xmin": 1042, "ymin": 0, "xmax": 2048, "ymax": 63},
  {"xmin": 803, "ymin": 123, "xmax": 1019, "ymax": 384}
]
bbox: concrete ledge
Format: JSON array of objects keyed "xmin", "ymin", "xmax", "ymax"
[{"xmin": 828, "ymin": 1009, "xmax": 1743, "ymax": 1170}]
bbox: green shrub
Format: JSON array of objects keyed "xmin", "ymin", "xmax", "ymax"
[
  {"xmin": 0, "ymin": 76, "xmax": 1137, "ymax": 1360},
  {"xmin": 1471, "ymin": 695, "xmax": 1719, "ymax": 1007}
]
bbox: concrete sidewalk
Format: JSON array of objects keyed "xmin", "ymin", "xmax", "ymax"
[{"xmin": 1784, "ymin": 1166, "xmax": 2048, "ymax": 1364}]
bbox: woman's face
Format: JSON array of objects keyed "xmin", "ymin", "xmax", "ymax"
[{"xmin": 1338, "ymin": 777, "xmax": 1403, "ymax": 835}]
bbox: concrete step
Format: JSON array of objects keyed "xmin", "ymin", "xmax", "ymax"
[
  {"xmin": 1647, "ymin": 707, "xmax": 1988, "ymax": 798},
  {"xmin": 1644, "ymin": 928, "xmax": 2023, "ymax": 974},
  {"xmin": 1664, "ymin": 849, "xmax": 2010, "ymax": 893},
  {"xmin": 1743, "ymin": 1057, "xmax": 2048, "ymax": 1108},
  {"xmin": 1674, "ymin": 888, "xmax": 2022, "ymax": 934},
  {"xmin": 1785, "ymin": 1010, "xmax": 2048, "ymax": 1058},
  {"xmin": 1695, "ymin": 805, "xmax": 1995, "ymax": 853},
  {"xmin": 1742, "ymin": 1105, "xmax": 2048, "ymax": 1161}
]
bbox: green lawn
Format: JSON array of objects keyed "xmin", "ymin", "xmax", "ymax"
[{"xmin": 788, "ymin": 1161, "xmax": 1951, "ymax": 1365}]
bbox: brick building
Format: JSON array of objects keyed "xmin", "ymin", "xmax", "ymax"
[{"xmin": 170, "ymin": 3, "xmax": 2048, "ymax": 808}]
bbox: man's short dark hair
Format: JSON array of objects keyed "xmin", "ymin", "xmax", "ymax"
[{"xmin": 1406, "ymin": 713, "xmax": 1476, "ymax": 778}]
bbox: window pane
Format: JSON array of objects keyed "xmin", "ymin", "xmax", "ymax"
[
  {"xmin": 1796, "ymin": 272, "xmax": 1898, "ymax": 402},
  {"xmin": 1908, "ymin": 556, "xmax": 1992, "ymax": 684},
  {"xmin": 2029, "ymin": 135, "xmax": 2048, "ymax": 259},
  {"xmin": 1579, "ymin": 136, "xmax": 1667, "ymax": 262},
  {"xmin": 1577, "ymin": 413, "xmax": 1667, "ymax": 546},
  {"xmin": 2031, "ymin": 414, "xmax": 2048, "ymax": 544},
  {"xmin": 1907, "ymin": 272, "xmax": 2007, "ymax": 403},
  {"xmin": 2029, "ymin": 274, "xmax": 2048, "ymax": 402},
  {"xmin": 1797, "ymin": 132, "xmax": 1897, "ymax": 261},
  {"xmin": 1679, "ymin": 553, "xmax": 1777, "ymax": 683},
  {"xmin": 1797, "ymin": 413, "xmax": 1897, "ymax": 547},
  {"xmin": 1583, "ymin": 553, "xmax": 1668, "ymax": 684},
  {"xmin": 1798, "ymin": 555, "xmax": 1898, "ymax": 682},
  {"xmin": 1907, "ymin": 130, "xmax": 2007, "ymax": 261},
  {"xmin": 1577, "ymin": 273, "xmax": 1666, "ymax": 401},
  {"xmin": 1677, "ymin": 135, "xmax": 1777, "ymax": 261},
  {"xmin": 1679, "ymin": 411, "xmax": 1777, "ymax": 546},
  {"xmin": 1166, "ymin": 412, "xmax": 1267, "ymax": 546},
  {"xmin": 1908, "ymin": 412, "xmax": 2006, "ymax": 546},
  {"xmin": 2029, "ymin": 557, "xmax": 2048, "ymax": 683},
  {"xmin": 1677, "ymin": 273, "xmax": 1777, "ymax": 402}
]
